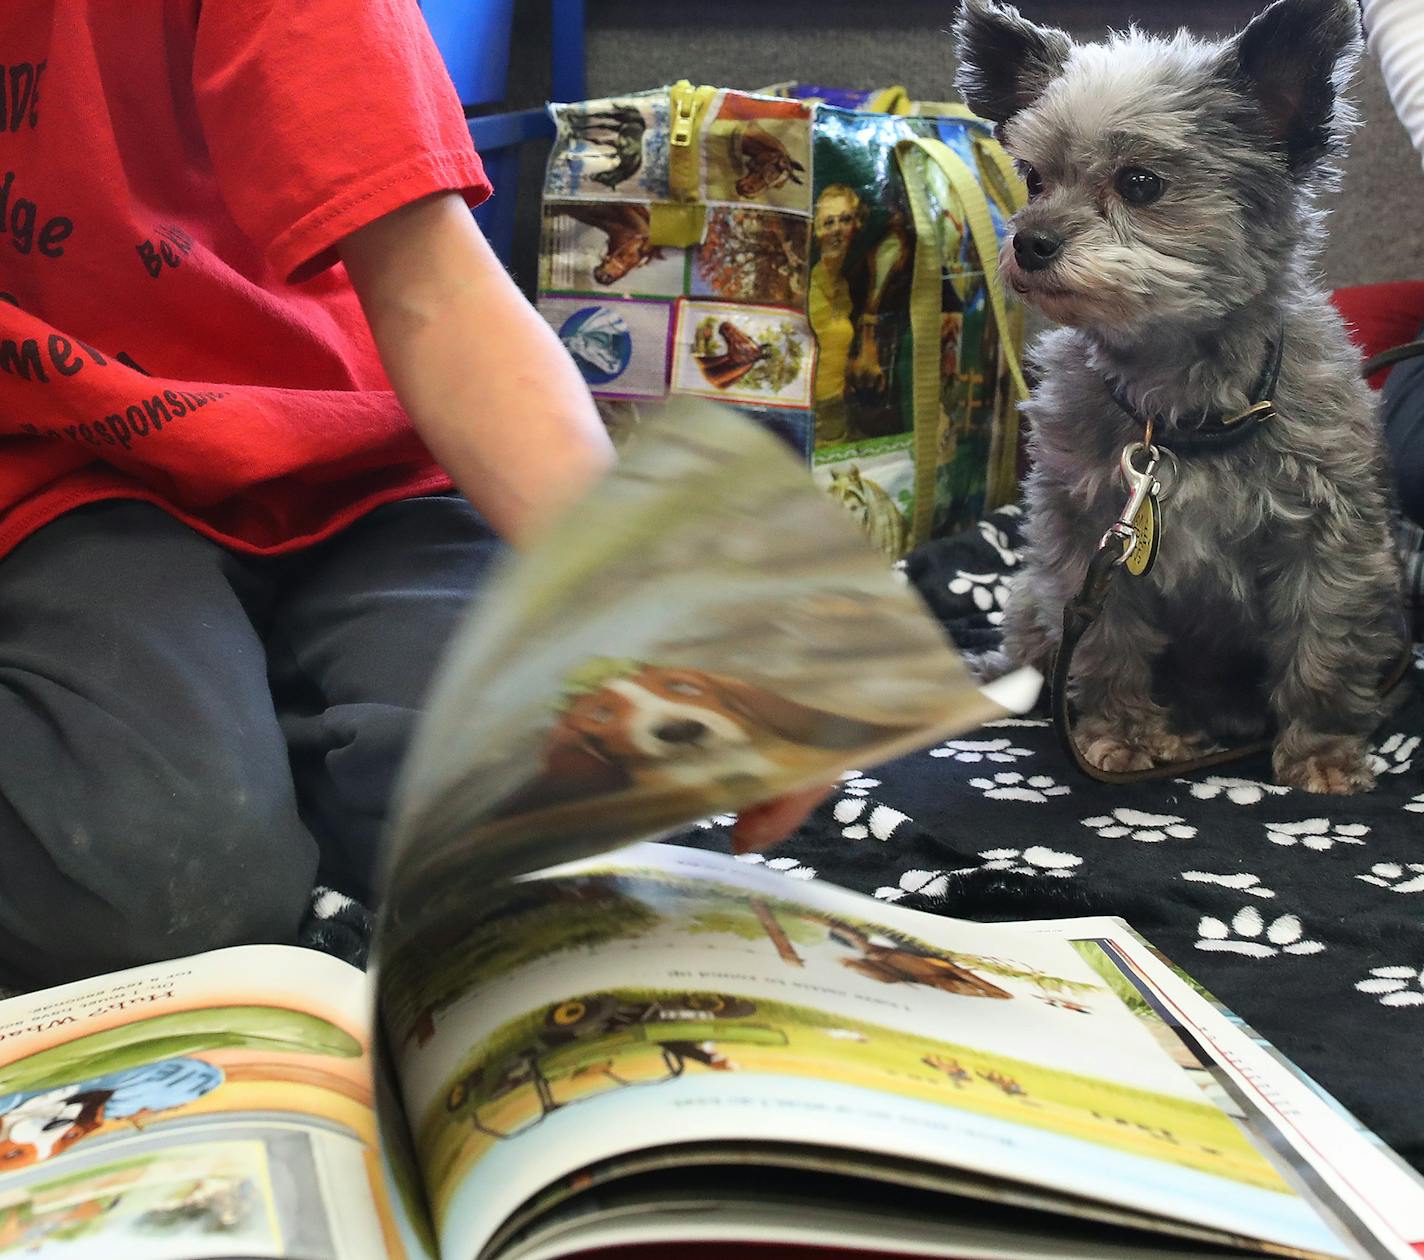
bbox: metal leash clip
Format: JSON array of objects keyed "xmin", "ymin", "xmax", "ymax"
[{"xmin": 1100, "ymin": 441, "xmax": 1164, "ymax": 576}]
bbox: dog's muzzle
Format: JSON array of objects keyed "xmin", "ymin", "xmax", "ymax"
[{"xmin": 1012, "ymin": 228, "xmax": 1063, "ymax": 272}]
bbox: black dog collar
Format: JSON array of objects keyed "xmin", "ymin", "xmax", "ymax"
[{"xmin": 1105, "ymin": 331, "xmax": 1284, "ymax": 454}]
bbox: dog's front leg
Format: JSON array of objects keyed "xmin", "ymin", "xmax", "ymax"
[
  {"xmin": 1264, "ymin": 544, "xmax": 1398, "ymax": 795},
  {"xmin": 1065, "ymin": 595, "xmax": 1203, "ymax": 773},
  {"xmin": 963, "ymin": 562, "xmax": 1065, "ymax": 681}
]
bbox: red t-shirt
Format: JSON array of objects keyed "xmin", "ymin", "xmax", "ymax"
[{"xmin": 0, "ymin": 0, "xmax": 491, "ymax": 559}]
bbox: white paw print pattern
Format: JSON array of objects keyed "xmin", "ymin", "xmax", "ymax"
[
  {"xmin": 948, "ymin": 570, "xmax": 1010, "ymax": 622},
  {"xmin": 1356, "ymin": 966, "xmax": 1424, "ymax": 1007},
  {"xmin": 1368, "ymin": 732, "xmax": 1419, "ymax": 776},
  {"xmin": 1182, "ymin": 871, "xmax": 1276, "ymax": 899},
  {"xmin": 694, "ymin": 813, "xmax": 738, "ymax": 831},
  {"xmin": 734, "ymin": 853, "xmax": 817, "ymax": 880},
  {"xmin": 978, "ymin": 846, "xmax": 1082, "ymax": 878},
  {"xmin": 1356, "ymin": 863, "xmax": 1424, "ymax": 894},
  {"xmin": 930, "ymin": 737, "xmax": 1031, "ymax": 764},
  {"xmin": 977, "ymin": 519, "xmax": 1020, "ymax": 566},
  {"xmin": 875, "ymin": 867, "xmax": 960, "ymax": 902},
  {"xmin": 837, "ymin": 771, "xmax": 881, "ymax": 798},
  {"xmin": 1196, "ymin": 907, "xmax": 1325, "ymax": 958},
  {"xmin": 969, "ymin": 772, "xmax": 1070, "ymax": 803},
  {"xmin": 1405, "ymin": 793, "xmax": 1424, "ymax": 815},
  {"xmin": 1264, "ymin": 819, "xmax": 1368, "ymax": 850},
  {"xmin": 1180, "ymin": 776, "xmax": 1290, "ymax": 806},
  {"xmin": 1081, "ymin": 808, "xmax": 1196, "ymax": 843},
  {"xmin": 833, "ymin": 796, "xmax": 910, "ymax": 842}
]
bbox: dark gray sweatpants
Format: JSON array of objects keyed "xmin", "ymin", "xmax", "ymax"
[{"xmin": 0, "ymin": 494, "xmax": 500, "ymax": 988}]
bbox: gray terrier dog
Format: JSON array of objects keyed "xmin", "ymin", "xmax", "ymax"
[{"xmin": 955, "ymin": 0, "xmax": 1404, "ymax": 793}]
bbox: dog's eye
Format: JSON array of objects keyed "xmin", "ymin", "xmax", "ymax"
[
  {"xmin": 1115, "ymin": 167, "xmax": 1164, "ymax": 206},
  {"xmin": 1020, "ymin": 164, "xmax": 1044, "ymax": 199}
]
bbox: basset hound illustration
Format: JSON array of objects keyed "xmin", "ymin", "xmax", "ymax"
[{"xmin": 492, "ymin": 664, "xmax": 919, "ymax": 818}]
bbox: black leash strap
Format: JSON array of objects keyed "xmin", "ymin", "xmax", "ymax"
[
  {"xmin": 1362, "ymin": 339, "xmax": 1424, "ymax": 379},
  {"xmin": 1049, "ymin": 342, "xmax": 1420, "ymax": 785}
]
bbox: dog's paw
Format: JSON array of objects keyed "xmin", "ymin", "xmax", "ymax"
[
  {"xmin": 1273, "ymin": 740, "xmax": 1376, "ymax": 795},
  {"xmin": 1077, "ymin": 715, "xmax": 1205, "ymax": 773},
  {"xmin": 1081, "ymin": 734, "xmax": 1154, "ymax": 773}
]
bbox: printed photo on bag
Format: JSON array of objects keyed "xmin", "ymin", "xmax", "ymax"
[
  {"xmin": 807, "ymin": 111, "xmax": 926, "ymax": 448},
  {"xmin": 813, "ymin": 438, "xmax": 916, "ymax": 561},
  {"xmin": 541, "ymin": 203, "xmax": 688, "ymax": 298},
  {"xmin": 669, "ymin": 301, "xmax": 815, "ymax": 409},
  {"xmin": 690, "ymin": 208, "xmax": 810, "ymax": 307},
  {"xmin": 931, "ymin": 301, "xmax": 996, "ymax": 534},
  {"xmin": 546, "ymin": 96, "xmax": 670, "ymax": 202},
  {"xmin": 541, "ymin": 297, "xmax": 674, "ymax": 401},
  {"xmin": 702, "ymin": 93, "xmax": 812, "ymax": 213}
]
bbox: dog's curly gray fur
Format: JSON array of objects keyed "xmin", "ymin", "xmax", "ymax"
[{"xmin": 955, "ymin": 0, "xmax": 1404, "ymax": 793}]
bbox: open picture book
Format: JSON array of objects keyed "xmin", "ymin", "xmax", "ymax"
[{"xmin": 0, "ymin": 403, "xmax": 1419, "ymax": 1260}]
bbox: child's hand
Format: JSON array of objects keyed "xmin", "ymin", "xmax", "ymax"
[{"xmin": 730, "ymin": 783, "xmax": 834, "ymax": 854}]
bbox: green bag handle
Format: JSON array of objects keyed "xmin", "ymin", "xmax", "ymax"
[
  {"xmin": 898, "ymin": 135, "xmax": 1029, "ymax": 401},
  {"xmin": 894, "ymin": 135, "xmax": 1029, "ymax": 543}
]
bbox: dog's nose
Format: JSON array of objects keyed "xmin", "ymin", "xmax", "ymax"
[
  {"xmin": 1013, "ymin": 228, "xmax": 1063, "ymax": 272},
  {"xmin": 654, "ymin": 719, "xmax": 708, "ymax": 745}
]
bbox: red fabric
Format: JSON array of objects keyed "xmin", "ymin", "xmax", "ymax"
[
  {"xmin": 1330, "ymin": 282, "xmax": 1424, "ymax": 390},
  {"xmin": 0, "ymin": 1, "xmax": 491, "ymax": 560}
]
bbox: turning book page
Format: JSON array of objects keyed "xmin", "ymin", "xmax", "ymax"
[{"xmin": 376, "ymin": 400, "xmax": 1036, "ymax": 988}]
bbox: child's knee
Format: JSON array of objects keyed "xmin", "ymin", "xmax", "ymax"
[{"xmin": 0, "ymin": 790, "xmax": 318, "ymax": 985}]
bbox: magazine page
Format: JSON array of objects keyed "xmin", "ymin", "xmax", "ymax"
[
  {"xmin": 376, "ymin": 399, "xmax": 1036, "ymax": 976},
  {"xmin": 1008, "ymin": 916, "xmax": 1424, "ymax": 1260},
  {"xmin": 385, "ymin": 843, "xmax": 1348, "ymax": 1260},
  {"xmin": 0, "ymin": 944, "xmax": 400, "ymax": 1260}
]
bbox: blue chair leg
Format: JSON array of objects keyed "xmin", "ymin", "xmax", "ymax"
[{"xmin": 551, "ymin": 0, "xmax": 586, "ymax": 102}]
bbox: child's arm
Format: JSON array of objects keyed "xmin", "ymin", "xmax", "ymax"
[
  {"xmin": 341, "ymin": 196, "xmax": 825, "ymax": 848},
  {"xmin": 337, "ymin": 190, "xmax": 615, "ymax": 546}
]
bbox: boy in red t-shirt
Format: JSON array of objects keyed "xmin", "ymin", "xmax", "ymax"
[{"xmin": 0, "ymin": 1, "xmax": 815, "ymax": 988}]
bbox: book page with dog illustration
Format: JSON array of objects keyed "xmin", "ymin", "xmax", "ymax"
[
  {"xmin": 0, "ymin": 945, "xmax": 409, "ymax": 1260},
  {"xmin": 388, "ymin": 843, "xmax": 1350, "ymax": 1260},
  {"xmin": 377, "ymin": 398, "xmax": 1036, "ymax": 1013}
]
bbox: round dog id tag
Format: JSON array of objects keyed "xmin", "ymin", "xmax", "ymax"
[{"xmin": 1124, "ymin": 492, "xmax": 1161, "ymax": 577}]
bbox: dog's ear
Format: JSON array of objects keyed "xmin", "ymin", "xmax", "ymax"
[
  {"xmin": 1224, "ymin": 0, "xmax": 1363, "ymax": 178},
  {"xmin": 953, "ymin": 0, "xmax": 1072, "ymax": 125}
]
